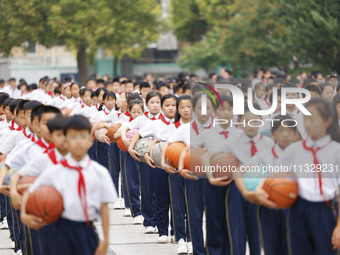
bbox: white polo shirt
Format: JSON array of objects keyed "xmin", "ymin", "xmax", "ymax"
[{"xmin": 168, "ymin": 123, "xmax": 190, "ymax": 146}]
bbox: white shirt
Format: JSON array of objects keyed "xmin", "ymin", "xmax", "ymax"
[
  {"xmin": 5, "ymin": 138, "xmax": 49, "ymax": 170},
  {"xmin": 89, "ymin": 107, "xmax": 112, "ymax": 123},
  {"xmin": 19, "ymin": 149, "xmax": 64, "ymax": 177},
  {"xmin": 0, "ymin": 127, "xmax": 30, "ymax": 154},
  {"xmin": 29, "ymin": 154, "xmax": 117, "ymax": 221},
  {"xmin": 159, "ymin": 119, "xmax": 184, "ymax": 142},
  {"xmin": 278, "ymin": 135, "xmax": 340, "ymax": 202},
  {"xmin": 139, "ymin": 116, "xmax": 174, "ymax": 140},
  {"xmin": 168, "ymin": 123, "xmax": 190, "ymax": 146}
]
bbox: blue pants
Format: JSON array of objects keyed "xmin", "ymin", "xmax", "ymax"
[
  {"xmin": 242, "ymin": 199, "xmax": 261, "ymax": 255},
  {"xmin": 0, "ymin": 193, "xmax": 6, "ymax": 221},
  {"xmin": 22, "ymin": 225, "xmax": 42, "ymax": 255},
  {"xmin": 289, "ymin": 198, "xmax": 339, "ymax": 255},
  {"xmin": 120, "ymin": 150, "xmax": 129, "ymax": 209},
  {"xmin": 258, "ymin": 206, "xmax": 288, "ymax": 255},
  {"xmin": 40, "ymin": 223, "xmax": 56, "ymax": 255},
  {"xmin": 139, "ymin": 162, "xmax": 156, "ymax": 227},
  {"xmin": 54, "ymin": 219, "xmax": 98, "ymax": 255},
  {"xmin": 205, "ymin": 181, "xmax": 247, "ymax": 255},
  {"xmin": 124, "ymin": 153, "xmax": 141, "ymax": 217},
  {"xmin": 108, "ymin": 143, "xmax": 120, "ymax": 194},
  {"xmin": 88, "ymin": 140, "xmax": 97, "ymax": 161},
  {"xmin": 96, "ymin": 141, "xmax": 109, "ymax": 170},
  {"xmin": 153, "ymin": 168, "xmax": 173, "ymax": 237},
  {"xmin": 169, "ymin": 173, "xmax": 190, "ymax": 242},
  {"xmin": 6, "ymin": 196, "xmax": 20, "ymax": 252},
  {"xmin": 186, "ymin": 179, "xmax": 207, "ymax": 255}
]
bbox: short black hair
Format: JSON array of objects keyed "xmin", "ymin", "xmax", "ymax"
[
  {"xmin": 47, "ymin": 115, "xmax": 68, "ymax": 133},
  {"xmin": 127, "ymin": 92, "xmax": 141, "ymax": 106},
  {"xmin": 161, "ymin": 94, "xmax": 177, "ymax": 106},
  {"xmin": 80, "ymin": 88, "xmax": 92, "ymax": 97},
  {"xmin": 91, "ymin": 91, "xmax": 97, "ymax": 98},
  {"xmin": 319, "ymin": 82, "xmax": 333, "ymax": 93},
  {"xmin": 133, "ymin": 80, "xmax": 142, "ymax": 88},
  {"xmin": 104, "ymin": 81, "xmax": 112, "ymax": 87},
  {"xmin": 16, "ymin": 100, "xmax": 29, "ymax": 115},
  {"xmin": 215, "ymin": 95, "xmax": 233, "ymax": 110},
  {"xmin": 96, "ymin": 79, "xmax": 105, "ymax": 84},
  {"xmin": 271, "ymin": 114, "xmax": 297, "ymax": 133},
  {"xmin": 63, "ymin": 115, "xmax": 92, "ymax": 135},
  {"xmin": 305, "ymin": 85, "xmax": 321, "ymax": 95},
  {"xmin": 156, "ymin": 81, "xmax": 170, "ymax": 90},
  {"xmin": 146, "ymin": 91, "xmax": 162, "ymax": 104},
  {"xmin": 0, "ymin": 93, "xmax": 10, "ymax": 107},
  {"xmin": 103, "ymin": 91, "xmax": 116, "ymax": 101},
  {"xmin": 31, "ymin": 105, "xmax": 44, "ymax": 123},
  {"xmin": 192, "ymin": 92, "xmax": 213, "ymax": 109},
  {"xmin": 3, "ymin": 98, "xmax": 14, "ymax": 109},
  {"xmin": 333, "ymin": 94, "xmax": 340, "ymax": 105},
  {"xmin": 9, "ymin": 99, "xmax": 22, "ymax": 114},
  {"xmin": 129, "ymin": 99, "xmax": 144, "ymax": 112},
  {"xmin": 38, "ymin": 106, "xmax": 61, "ymax": 122},
  {"xmin": 140, "ymin": 82, "xmax": 151, "ymax": 90},
  {"xmin": 95, "ymin": 87, "xmax": 107, "ymax": 97},
  {"xmin": 70, "ymin": 82, "xmax": 80, "ymax": 89},
  {"xmin": 174, "ymin": 83, "xmax": 184, "ymax": 93},
  {"xmin": 182, "ymin": 83, "xmax": 191, "ymax": 94},
  {"xmin": 23, "ymin": 100, "xmax": 42, "ymax": 113}
]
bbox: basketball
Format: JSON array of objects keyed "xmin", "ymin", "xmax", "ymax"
[
  {"xmin": 134, "ymin": 138, "xmax": 153, "ymax": 163},
  {"xmin": 185, "ymin": 147, "xmax": 206, "ymax": 176},
  {"xmin": 26, "ymin": 186, "xmax": 64, "ymax": 223},
  {"xmin": 262, "ymin": 173, "xmax": 298, "ymax": 209},
  {"xmin": 210, "ymin": 153, "xmax": 239, "ymax": 179},
  {"xmin": 150, "ymin": 142, "xmax": 165, "ymax": 168},
  {"xmin": 165, "ymin": 142, "xmax": 186, "ymax": 168},
  {"xmin": 106, "ymin": 123, "xmax": 122, "ymax": 142},
  {"xmin": 126, "ymin": 128, "xmax": 139, "ymax": 139},
  {"xmin": 117, "ymin": 137, "xmax": 128, "ymax": 151},
  {"xmin": 17, "ymin": 176, "xmax": 37, "ymax": 195}
]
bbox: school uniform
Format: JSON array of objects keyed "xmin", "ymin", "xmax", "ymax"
[
  {"xmin": 29, "ymin": 153, "xmax": 117, "ymax": 255},
  {"xmin": 69, "ymin": 103, "xmax": 95, "ymax": 117},
  {"xmin": 194, "ymin": 125, "xmax": 248, "ymax": 255},
  {"xmin": 246, "ymin": 143, "xmax": 289, "ymax": 255},
  {"xmin": 278, "ymin": 135, "xmax": 340, "ymax": 255},
  {"xmin": 127, "ymin": 112, "xmax": 163, "ymax": 228},
  {"xmin": 0, "ymin": 126, "xmax": 31, "ymax": 155},
  {"xmin": 257, "ymin": 97, "xmax": 271, "ymax": 110}
]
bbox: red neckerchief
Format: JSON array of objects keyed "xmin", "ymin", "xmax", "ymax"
[
  {"xmin": 302, "ymin": 137, "xmax": 332, "ymax": 200},
  {"xmin": 59, "ymin": 95, "xmax": 65, "ymax": 101},
  {"xmin": 264, "ymin": 98, "xmax": 270, "ymax": 108},
  {"xmin": 60, "ymin": 157, "xmax": 92, "ymax": 226},
  {"xmin": 144, "ymin": 111, "xmax": 163, "ymax": 120},
  {"xmin": 272, "ymin": 146, "xmax": 278, "ymax": 158},
  {"xmin": 47, "ymin": 92, "xmax": 54, "ymax": 98},
  {"xmin": 219, "ymin": 130, "xmax": 229, "ymax": 139},
  {"xmin": 16, "ymin": 126, "xmax": 22, "ymax": 131},
  {"xmin": 31, "ymin": 135, "xmax": 36, "ymax": 142},
  {"xmin": 192, "ymin": 117, "xmax": 213, "ymax": 135},
  {"xmin": 103, "ymin": 108, "xmax": 110, "ymax": 115},
  {"xmin": 160, "ymin": 115, "xmax": 171, "ymax": 125},
  {"xmin": 95, "ymin": 104, "xmax": 99, "ymax": 111},
  {"xmin": 124, "ymin": 111, "xmax": 131, "ymax": 117},
  {"xmin": 129, "ymin": 117, "xmax": 133, "ymax": 122},
  {"xmin": 47, "ymin": 149, "xmax": 58, "ymax": 164},
  {"xmin": 23, "ymin": 129, "xmax": 31, "ymax": 139},
  {"xmin": 9, "ymin": 119, "xmax": 15, "ymax": 130},
  {"xmin": 250, "ymin": 134, "xmax": 263, "ymax": 157},
  {"xmin": 174, "ymin": 120, "xmax": 181, "ymax": 128},
  {"xmin": 35, "ymin": 138, "xmax": 55, "ymax": 153}
]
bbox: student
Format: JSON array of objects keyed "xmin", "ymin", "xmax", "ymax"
[
  {"xmin": 70, "ymin": 88, "xmax": 96, "ymax": 117},
  {"xmin": 21, "ymin": 115, "xmax": 117, "ymax": 255},
  {"xmin": 58, "ymin": 83, "xmax": 73, "ymax": 108},
  {"xmin": 95, "ymin": 87, "xmax": 108, "ymax": 110},
  {"xmin": 0, "ymin": 93, "xmax": 10, "ymax": 119},
  {"xmin": 193, "ymin": 95, "xmax": 245, "ymax": 255},
  {"xmin": 182, "ymin": 84, "xmax": 191, "ymax": 95},
  {"xmin": 156, "ymin": 81, "xmax": 171, "ymax": 97},
  {"xmin": 234, "ymin": 115, "xmax": 297, "ymax": 255},
  {"xmin": 123, "ymin": 80, "xmax": 134, "ymax": 93},
  {"xmin": 320, "ymin": 82, "xmax": 335, "ymax": 102},
  {"xmin": 153, "ymin": 95, "xmax": 191, "ymax": 253},
  {"xmin": 119, "ymin": 91, "xmax": 163, "ymax": 234},
  {"xmin": 10, "ymin": 115, "xmax": 68, "ymax": 254},
  {"xmin": 128, "ymin": 94, "xmax": 177, "ymax": 244},
  {"xmin": 139, "ymin": 82, "xmax": 151, "ymax": 108},
  {"xmin": 305, "ymin": 85, "xmax": 322, "ymax": 98},
  {"xmin": 112, "ymin": 78, "xmax": 120, "ymax": 95},
  {"xmin": 0, "ymin": 98, "xmax": 14, "ymax": 129},
  {"xmin": 253, "ymin": 82, "xmax": 268, "ymax": 110},
  {"xmin": 277, "ymin": 98, "xmax": 340, "ymax": 255}
]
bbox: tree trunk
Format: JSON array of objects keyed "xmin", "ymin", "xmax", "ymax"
[
  {"xmin": 113, "ymin": 57, "xmax": 118, "ymax": 77},
  {"xmin": 77, "ymin": 45, "xmax": 87, "ymax": 84}
]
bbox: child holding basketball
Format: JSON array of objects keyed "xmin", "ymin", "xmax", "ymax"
[
  {"xmin": 234, "ymin": 115, "xmax": 298, "ymax": 255},
  {"xmin": 22, "ymin": 115, "xmax": 117, "ymax": 255},
  {"xmin": 278, "ymin": 98, "xmax": 340, "ymax": 254}
]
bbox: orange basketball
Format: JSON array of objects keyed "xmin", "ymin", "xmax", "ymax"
[
  {"xmin": 117, "ymin": 137, "xmax": 128, "ymax": 151},
  {"xmin": 17, "ymin": 176, "xmax": 37, "ymax": 195},
  {"xmin": 263, "ymin": 173, "xmax": 298, "ymax": 209},
  {"xmin": 210, "ymin": 152, "xmax": 239, "ymax": 179},
  {"xmin": 165, "ymin": 142, "xmax": 186, "ymax": 168},
  {"xmin": 27, "ymin": 186, "xmax": 64, "ymax": 223},
  {"xmin": 106, "ymin": 123, "xmax": 122, "ymax": 142},
  {"xmin": 185, "ymin": 148, "xmax": 207, "ymax": 176}
]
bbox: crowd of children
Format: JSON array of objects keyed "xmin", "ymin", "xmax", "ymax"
[{"xmin": 0, "ymin": 69, "xmax": 338, "ymax": 255}]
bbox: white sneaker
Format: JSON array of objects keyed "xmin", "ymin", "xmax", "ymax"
[
  {"xmin": 144, "ymin": 226, "xmax": 155, "ymax": 234},
  {"xmin": 120, "ymin": 198, "xmax": 125, "ymax": 208},
  {"xmin": 112, "ymin": 200, "xmax": 123, "ymax": 210},
  {"xmin": 123, "ymin": 209, "xmax": 132, "ymax": 217},
  {"xmin": 154, "ymin": 226, "xmax": 159, "ymax": 234},
  {"xmin": 158, "ymin": 235, "xmax": 168, "ymax": 243},
  {"xmin": 177, "ymin": 238, "xmax": 188, "ymax": 254},
  {"xmin": 16, "ymin": 250, "xmax": 22, "ymax": 255},
  {"xmin": 11, "ymin": 242, "xmax": 15, "ymax": 249},
  {"xmin": 187, "ymin": 242, "xmax": 193, "ymax": 254},
  {"xmin": 0, "ymin": 218, "xmax": 8, "ymax": 230},
  {"xmin": 133, "ymin": 215, "xmax": 143, "ymax": 225}
]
